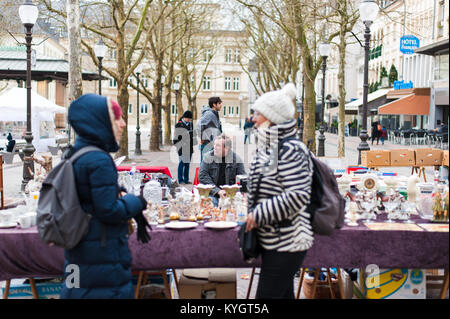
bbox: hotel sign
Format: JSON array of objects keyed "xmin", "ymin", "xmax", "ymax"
[{"xmin": 400, "ymin": 35, "xmax": 420, "ymax": 54}]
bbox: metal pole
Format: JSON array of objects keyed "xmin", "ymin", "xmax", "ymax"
[
  {"xmin": 98, "ymin": 57, "xmax": 102, "ymax": 95},
  {"xmin": 318, "ymin": 57, "xmax": 327, "ymax": 157},
  {"xmin": 239, "ymin": 98, "xmax": 242, "ymax": 129},
  {"xmin": 135, "ymin": 72, "xmax": 142, "ymax": 155},
  {"xmin": 175, "ymin": 89, "xmax": 178, "ymax": 126},
  {"xmin": 21, "ymin": 24, "xmax": 35, "ymax": 192},
  {"xmin": 357, "ymin": 22, "xmax": 372, "ymax": 165}
]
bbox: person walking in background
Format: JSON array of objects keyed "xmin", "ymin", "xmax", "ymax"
[
  {"xmin": 173, "ymin": 110, "xmax": 194, "ymax": 184},
  {"xmin": 380, "ymin": 126, "xmax": 387, "ymax": 145},
  {"xmin": 6, "ymin": 132, "xmax": 15, "ymax": 152},
  {"xmin": 196, "ymin": 96, "xmax": 223, "ymax": 162},
  {"xmin": 246, "ymin": 83, "xmax": 314, "ymax": 299},
  {"xmin": 243, "ymin": 117, "xmax": 254, "ymax": 144},
  {"xmin": 60, "ymin": 94, "xmax": 150, "ymax": 299},
  {"xmin": 371, "ymin": 119, "xmax": 381, "ymax": 145}
]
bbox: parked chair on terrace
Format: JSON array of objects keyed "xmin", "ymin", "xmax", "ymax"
[
  {"xmin": 415, "ymin": 129, "xmax": 427, "ymax": 145},
  {"xmin": 401, "ymin": 129, "xmax": 413, "ymax": 145},
  {"xmin": 393, "ymin": 130, "xmax": 402, "ymax": 144}
]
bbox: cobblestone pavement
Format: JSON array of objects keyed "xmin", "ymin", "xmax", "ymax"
[{"xmin": 1, "ymin": 125, "xmax": 447, "ymax": 299}]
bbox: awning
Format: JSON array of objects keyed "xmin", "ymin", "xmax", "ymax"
[
  {"xmin": 378, "ymin": 88, "xmax": 430, "ymax": 115},
  {"xmin": 415, "ymin": 39, "xmax": 449, "ymax": 56}
]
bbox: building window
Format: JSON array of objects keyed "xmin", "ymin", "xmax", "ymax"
[
  {"xmin": 171, "ymin": 104, "xmax": 176, "ymax": 115},
  {"xmin": 203, "ymin": 76, "xmax": 211, "ymax": 90},
  {"xmin": 234, "ymin": 49, "xmax": 240, "ymax": 63},
  {"xmin": 236, "ymin": 106, "xmax": 239, "ymax": 116},
  {"xmin": 128, "ymin": 103, "xmax": 133, "ymax": 114},
  {"xmin": 434, "ymin": 52, "xmax": 449, "ymax": 81},
  {"xmin": 225, "ymin": 77, "xmax": 231, "ymax": 91},
  {"xmin": 110, "ymin": 49, "xmax": 117, "ymax": 59},
  {"xmin": 229, "ymin": 106, "xmax": 234, "ymax": 116},
  {"xmin": 233, "ymin": 77, "xmax": 240, "ymax": 91},
  {"xmin": 225, "ymin": 49, "xmax": 232, "ymax": 63},
  {"xmin": 223, "ymin": 106, "xmax": 227, "ymax": 116},
  {"xmin": 109, "ymin": 78, "xmax": 117, "ymax": 88},
  {"xmin": 141, "ymin": 103, "xmax": 148, "ymax": 114},
  {"xmin": 141, "ymin": 76, "xmax": 148, "ymax": 88},
  {"xmin": 204, "ymin": 49, "xmax": 212, "ymax": 62}
]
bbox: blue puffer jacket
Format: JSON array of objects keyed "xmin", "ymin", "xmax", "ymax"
[{"xmin": 60, "ymin": 94, "xmax": 145, "ymax": 299}]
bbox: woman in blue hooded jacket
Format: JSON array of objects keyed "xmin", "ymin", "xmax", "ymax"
[{"xmin": 60, "ymin": 94, "xmax": 150, "ymax": 299}]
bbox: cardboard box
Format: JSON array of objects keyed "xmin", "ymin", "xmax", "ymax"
[
  {"xmin": 415, "ymin": 148, "xmax": 443, "ymax": 166},
  {"xmin": 390, "ymin": 149, "xmax": 415, "ymax": 166},
  {"xmin": 361, "ymin": 150, "xmax": 390, "ymax": 167},
  {"xmin": 178, "ymin": 268, "xmax": 236, "ymax": 299},
  {"xmin": 363, "ymin": 268, "xmax": 426, "ymax": 299},
  {"xmin": 0, "ymin": 282, "xmax": 62, "ymax": 299},
  {"xmin": 443, "ymin": 150, "xmax": 449, "ymax": 167}
]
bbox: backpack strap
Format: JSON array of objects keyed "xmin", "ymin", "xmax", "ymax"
[{"xmin": 69, "ymin": 145, "xmax": 109, "ymax": 248}]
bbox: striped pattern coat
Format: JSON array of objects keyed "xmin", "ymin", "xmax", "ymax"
[{"xmin": 248, "ymin": 120, "xmax": 314, "ymax": 252}]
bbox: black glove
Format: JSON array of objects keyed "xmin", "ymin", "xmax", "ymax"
[{"xmin": 133, "ymin": 211, "xmax": 152, "ymax": 244}]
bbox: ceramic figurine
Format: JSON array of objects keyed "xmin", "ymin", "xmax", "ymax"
[{"xmin": 407, "ymin": 174, "xmax": 421, "ymax": 203}]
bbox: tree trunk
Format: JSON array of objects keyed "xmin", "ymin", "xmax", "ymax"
[
  {"xmin": 117, "ymin": 83, "xmax": 129, "ymax": 158},
  {"xmin": 164, "ymin": 86, "xmax": 172, "ymax": 145},
  {"xmin": 66, "ymin": 0, "xmax": 82, "ymax": 145},
  {"xmin": 337, "ymin": 25, "xmax": 346, "ymax": 158},
  {"xmin": 303, "ymin": 75, "xmax": 316, "ymax": 153}
]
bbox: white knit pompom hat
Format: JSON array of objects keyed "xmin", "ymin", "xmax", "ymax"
[{"xmin": 251, "ymin": 83, "xmax": 297, "ymax": 124}]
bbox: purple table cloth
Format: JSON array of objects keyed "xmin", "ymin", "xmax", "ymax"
[{"xmin": 0, "ymin": 217, "xmax": 448, "ymax": 281}]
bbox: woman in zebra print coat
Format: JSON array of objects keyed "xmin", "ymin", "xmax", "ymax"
[{"xmin": 246, "ymin": 83, "xmax": 314, "ymax": 299}]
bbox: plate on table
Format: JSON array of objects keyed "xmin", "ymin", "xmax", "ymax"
[
  {"xmin": 204, "ymin": 221, "xmax": 238, "ymax": 229},
  {"xmin": 165, "ymin": 221, "xmax": 198, "ymax": 229},
  {"xmin": 0, "ymin": 222, "xmax": 17, "ymax": 229}
]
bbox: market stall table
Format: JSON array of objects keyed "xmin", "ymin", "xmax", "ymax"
[
  {"xmin": 0, "ymin": 216, "xmax": 448, "ymax": 281},
  {"xmin": 117, "ymin": 166, "xmax": 172, "ymax": 178}
]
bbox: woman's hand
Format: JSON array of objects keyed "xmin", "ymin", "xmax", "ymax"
[{"xmin": 246, "ymin": 213, "xmax": 258, "ymax": 232}]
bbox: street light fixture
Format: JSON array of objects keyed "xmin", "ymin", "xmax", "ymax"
[
  {"xmin": 19, "ymin": 0, "xmax": 38, "ymax": 192},
  {"xmin": 172, "ymin": 80, "xmax": 180, "ymax": 126},
  {"xmin": 134, "ymin": 64, "xmax": 143, "ymax": 155},
  {"xmin": 238, "ymin": 95, "xmax": 243, "ymax": 129},
  {"xmin": 94, "ymin": 38, "xmax": 107, "ymax": 95},
  {"xmin": 317, "ymin": 39, "xmax": 331, "ymax": 157},
  {"xmin": 357, "ymin": 0, "xmax": 379, "ymax": 164}
]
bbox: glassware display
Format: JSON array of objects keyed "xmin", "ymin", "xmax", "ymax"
[{"xmin": 143, "ymin": 179, "xmax": 162, "ymax": 205}]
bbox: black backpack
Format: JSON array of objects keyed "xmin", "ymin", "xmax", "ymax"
[{"xmin": 279, "ymin": 137, "xmax": 345, "ymax": 236}]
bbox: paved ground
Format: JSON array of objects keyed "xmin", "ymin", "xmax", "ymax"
[{"xmin": 1, "ymin": 125, "xmax": 447, "ymax": 299}]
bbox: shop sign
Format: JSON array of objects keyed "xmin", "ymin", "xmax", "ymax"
[
  {"xmin": 400, "ymin": 35, "xmax": 420, "ymax": 54},
  {"xmin": 393, "ymin": 80, "xmax": 414, "ymax": 90}
]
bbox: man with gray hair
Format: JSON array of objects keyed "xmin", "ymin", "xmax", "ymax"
[{"xmin": 198, "ymin": 134, "xmax": 246, "ymax": 206}]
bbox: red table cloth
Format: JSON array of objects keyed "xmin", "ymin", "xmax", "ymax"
[{"xmin": 117, "ymin": 166, "xmax": 172, "ymax": 178}]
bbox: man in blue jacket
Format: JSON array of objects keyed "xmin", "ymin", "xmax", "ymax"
[{"xmin": 60, "ymin": 94, "xmax": 150, "ymax": 299}]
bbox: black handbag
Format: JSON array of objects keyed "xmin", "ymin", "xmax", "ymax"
[{"xmin": 237, "ymin": 169, "xmax": 264, "ymax": 263}]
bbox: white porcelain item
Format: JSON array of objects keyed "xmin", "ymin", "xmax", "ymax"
[
  {"xmin": 26, "ymin": 212, "xmax": 37, "ymax": 226},
  {"xmin": 164, "ymin": 221, "xmax": 198, "ymax": 229},
  {"xmin": 18, "ymin": 215, "xmax": 32, "ymax": 229},
  {"xmin": 204, "ymin": 221, "xmax": 238, "ymax": 229}
]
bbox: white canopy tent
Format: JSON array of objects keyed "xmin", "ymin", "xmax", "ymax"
[{"xmin": 0, "ymin": 87, "xmax": 66, "ymax": 152}]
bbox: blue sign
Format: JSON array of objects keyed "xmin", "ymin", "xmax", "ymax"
[
  {"xmin": 400, "ymin": 35, "xmax": 420, "ymax": 54},
  {"xmin": 394, "ymin": 80, "xmax": 414, "ymax": 90}
]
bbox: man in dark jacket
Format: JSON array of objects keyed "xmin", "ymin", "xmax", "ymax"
[
  {"xmin": 196, "ymin": 96, "xmax": 223, "ymax": 162},
  {"xmin": 199, "ymin": 134, "xmax": 246, "ymax": 206},
  {"xmin": 173, "ymin": 110, "xmax": 195, "ymax": 184},
  {"xmin": 60, "ymin": 94, "xmax": 149, "ymax": 299}
]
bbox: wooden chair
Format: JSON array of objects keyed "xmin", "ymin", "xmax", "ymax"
[
  {"xmin": 426, "ymin": 269, "xmax": 449, "ymax": 299},
  {"xmin": 2, "ymin": 278, "xmax": 39, "ymax": 299},
  {"xmin": 411, "ymin": 166, "xmax": 427, "ymax": 182},
  {"xmin": 296, "ymin": 268, "xmax": 346, "ymax": 299},
  {"xmin": 134, "ymin": 269, "xmax": 179, "ymax": 299}
]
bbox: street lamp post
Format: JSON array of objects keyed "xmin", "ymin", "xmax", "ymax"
[
  {"xmin": 299, "ymin": 75, "xmax": 304, "ymax": 142},
  {"xmin": 317, "ymin": 39, "xmax": 331, "ymax": 157},
  {"xmin": 19, "ymin": 0, "xmax": 38, "ymax": 192},
  {"xmin": 135, "ymin": 64, "xmax": 143, "ymax": 156},
  {"xmin": 238, "ymin": 95, "xmax": 243, "ymax": 129},
  {"xmin": 172, "ymin": 80, "xmax": 180, "ymax": 126},
  {"xmin": 357, "ymin": 0, "xmax": 379, "ymax": 164},
  {"xmin": 94, "ymin": 39, "xmax": 107, "ymax": 96}
]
